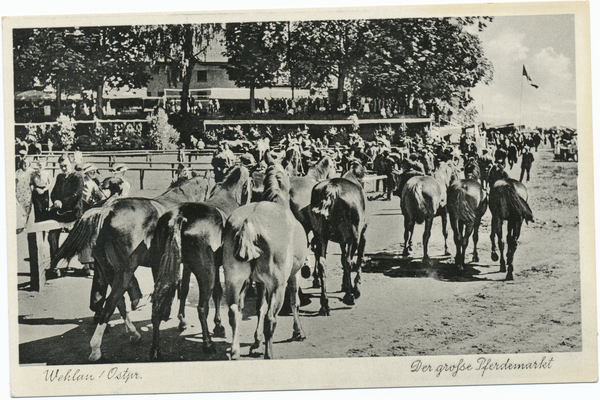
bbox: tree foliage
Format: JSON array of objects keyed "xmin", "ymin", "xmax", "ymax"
[
  {"xmin": 13, "ymin": 26, "xmax": 150, "ymax": 116},
  {"xmin": 140, "ymin": 23, "xmax": 222, "ymax": 115},
  {"xmin": 224, "ymin": 22, "xmax": 288, "ymax": 112}
]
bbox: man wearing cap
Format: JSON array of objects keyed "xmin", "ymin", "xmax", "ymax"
[
  {"xmin": 110, "ymin": 164, "xmax": 131, "ymax": 197},
  {"xmin": 48, "ymin": 155, "xmax": 84, "ymax": 266},
  {"xmin": 82, "ymin": 163, "xmax": 107, "ymax": 211}
]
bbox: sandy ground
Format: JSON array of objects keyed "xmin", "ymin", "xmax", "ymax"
[{"xmin": 16, "ymin": 147, "xmax": 582, "ymax": 364}]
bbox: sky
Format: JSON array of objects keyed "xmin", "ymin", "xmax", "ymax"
[{"xmin": 470, "ymin": 14, "xmax": 578, "ymax": 130}]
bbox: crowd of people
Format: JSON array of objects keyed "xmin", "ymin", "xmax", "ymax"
[{"xmin": 15, "ymin": 151, "xmax": 131, "ymax": 276}]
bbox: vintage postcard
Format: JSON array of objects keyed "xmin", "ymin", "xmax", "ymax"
[{"xmin": 2, "ymin": 1, "xmax": 597, "ymax": 398}]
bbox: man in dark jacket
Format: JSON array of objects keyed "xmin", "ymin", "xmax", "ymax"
[
  {"xmin": 520, "ymin": 146, "xmax": 535, "ymax": 182},
  {"xmin": 48, "ymin": 155, "xmax": 84, "ymax": 263}
]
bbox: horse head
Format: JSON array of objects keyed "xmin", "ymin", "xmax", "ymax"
[
  {"xmin": 215, "ymin": 166, "xmax": 253, "ymax": 206},
  {"xmin": 262, "ymin": 163, "xmax": 290, "ymax": 206}
]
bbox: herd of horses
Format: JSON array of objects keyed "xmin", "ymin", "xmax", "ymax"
[{"xmin": 49, "ymin": 146, "xmax": 533, "ymax": 362}]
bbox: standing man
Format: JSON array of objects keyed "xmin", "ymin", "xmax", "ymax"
[
  {"xmin": 520, "ymin": 146, "xmax": 535, "ymax": 183},
  {"xmin": 48, "ymin": 155, "xmax": 84, "ymax": 273}
]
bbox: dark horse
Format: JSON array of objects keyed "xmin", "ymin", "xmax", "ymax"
[
  {"xmin": 51, "ymin": 176, "xmax": 210, "ymax": 362},
  {"xmin": 399, "ymin": 161, "xmax": 457, "ymax": 265},
  {"xmin": 309, "ymin": 161, "xmax": 367, "ymax": 315},
  {"xmin": 148, "ymin": 166, "xmax": 252, "ymax": 360},
  {"xmin": 447, "ymin": 158, "xmax": 488, "ymax": 270},
  {"xmin": 488, "ymin": 165, "xmax": 534, "ymax": 280},
  {"xmin": 223, "ymin": 163, "xmax": 308, "ymax": 359}
]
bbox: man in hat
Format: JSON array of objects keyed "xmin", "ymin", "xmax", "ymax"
[
  {"xmin": 81, "ymin": 163, "xmax": 106, "ymax": 211},
  {"xmin": 110, "ymin": 163, "xmax": 131, "ymax": 197}
]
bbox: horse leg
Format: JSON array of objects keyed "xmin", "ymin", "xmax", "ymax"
[
  {"xmin": 490, "ymin": 216, "xmax": 499, "ymax": 262},
  {"xmin": 462, "ymin": 222, "xmax": 475, "ymax": 268},
  {"xmin": 402, "ymin": 217, "xmax": 415, "ymax": 257},
  {"xmin": 422, "ymin": 218, "xmax": 434, "ymax": 266},
  {"xmin": 341, "ymin": 242, "xmax": 355, "ymax": 306},
  {"xmin": 89, "ymin": 272, "xmax": 133, "ymax": 362},
  {"xmin": 506, "ymin": 219, "xmax": 523, "ymax": 281},
  {"xmin": 496, "ymin": 220, "xmax": 506, "ymax": 273},
  {"xmin": 226, "ymin": 268, "xmax": 249, "ymax": 360},
  {"xmin": 353, "ymin": 229, "xmax": 367, "ymax": 299},
  {"xmin": 116, "ymin": 297, "xmax": 140, "ymax": 342},
  {"xmin": 177, "ymin": 268, "xmax": 191, "ymax": 331},
  {"xmin": 251, "ymin": 282, "xmax": 267, "ymax": 355},
  {"xmin": 212, "ymin": 268, "xmax": 225, "ymax": 338},
  {"xmin": 314, "ymin": 240, "xmax": 331, "ymax": 316},
  {"xmin": 450, "ymin": 216, "xmax": 462, "ymax": 268},
  {"xmin": 264, "ymin": 282, "xmax": 286, "ymax": 360},
  {"xmin": 440, "ymin": 211, "xmax": 450, "ymax": 256},
  {"xmin": 288, "ymin": 271, "xmax": 306, "ymax": 341}
]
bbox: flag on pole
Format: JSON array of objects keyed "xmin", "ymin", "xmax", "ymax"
[{"xmin": 522, "ymin": 65, "xmax": 539, "ymax": 88}]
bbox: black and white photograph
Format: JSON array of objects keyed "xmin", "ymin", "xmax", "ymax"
[{"xmin": 2, "ymin": 0, "xmax": 597, "ymax": 398}]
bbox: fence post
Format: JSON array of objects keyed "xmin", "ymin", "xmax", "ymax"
[{"xmin": 140, "ymin": 169, "xmax": 145, "ymax": 190}]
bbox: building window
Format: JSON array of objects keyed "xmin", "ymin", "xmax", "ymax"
[
  {"xmin": 157, "ymin": 91, "xmax": 164, "ymax": 97},
  {"xmin": 147, "ymin": 90, "xmax": 153, "ymax": 97},
  {"xmin": 197, "ymin": 70, "xmax": 208, "ymax": 82}
]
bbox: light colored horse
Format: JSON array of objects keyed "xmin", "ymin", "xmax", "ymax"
[{"xmin": 223, "ymin": 164, "xmax": 308, "ymax": 359}]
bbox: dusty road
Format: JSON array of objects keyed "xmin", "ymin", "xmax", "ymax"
[{"xmin": 17, "ymin": 146, "xmax": 582, "ymax": 364}]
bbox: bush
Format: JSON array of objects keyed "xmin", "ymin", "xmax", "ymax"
[{"xmin": 147, "ymin": 109, "xmax": 180, "ymax": 150}]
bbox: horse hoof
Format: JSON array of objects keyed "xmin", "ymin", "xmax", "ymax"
[
  {"xmin": 249, "ymin": 342, "xmax": 263, "ymax": 355},
  {"xmin": 230, "ymin": 347, "xmax": 241, "ymax": 360},
  {"xmin": 491, "ymin": 252, "xmax": 499, "ymax": 262},
  {"xmin": 499, "ymin": 266, "xmax": 506, "ymax": 273},
  {"xmin": 472, "ymin": 255, "xmax": 479, "ymax": 263},
  {"xmin": 89, "ymin": 349, "xmax": 102, "ymax": 362},
  {"xmin": 178, "ymin": 321, "xmax": 187, "ymax": 331},
  {"xmin": 444, "ymin": 251, "xmax": 451, "ymax": 257},
  {"xmin": 505, "ymin": 273, "xmax": 514, "ymax": 281},
  {"xmin": 312, "ymin": 279, "xmax": 321, "ymax": 289},
  {"xmin": 130, "ymin": 331, "xmax": 141, "ymax": 342},
  {"xmin": 149, "ymin": 348, "xmax": 160, "ymax": 362},
  {"xmin": 203, "ymin": 343, "xmax": 217, "ymax": 354},
  {"xmin": 213, "ymin": 325, "xmax": 226, "ymax": 338},
  {"xmin": 292, "ymin": 331, "xmax": 306, "ymax": 341},
  {"xmin": 353, "ymin": 288, "xmax": 361, "ymax": 300},
  {"xmin": 342, "ymin": 294, "xmax": 355, "ymax": 306},
  {"xmin": 301, "ymin": 265, "xmax": 311, "ymax": 279},
  {"xmin": 318, "ymin": 307, "xmax": 331, "ymax": 316}
]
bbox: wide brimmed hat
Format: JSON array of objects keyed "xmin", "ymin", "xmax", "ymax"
[
  {"xmin": 111, "ymin": 163, "xmax": 128, "ymax": 173},
  {"xmin": 82, "ymin": 163, "xmax": 98, "ymax": 174}
]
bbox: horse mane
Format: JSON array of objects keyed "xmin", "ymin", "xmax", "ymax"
[
  {"xmin": 209, "ymin": 166, "xmax": 250, "ymax": 204},
  {"xmin": 464, "ymin": 157, "xmax": 481, "ymax": 180},
  {"xmin": 342, "ymin": 161, "xmax": 365, "ymax": 185},
  {"xmin": 262, "ymin": 163, "xmax": 290, "ymax": 206},
  {"xmin": 156, "ymin": 176, "xmax": 209, "ymax": 203},
  {"xmin": 306, "ymin": 156, "xmax": 335, "ymax": 181}
]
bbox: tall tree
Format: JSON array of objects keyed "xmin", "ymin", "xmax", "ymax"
[
  {"xmin": 292, "ymin": 20, "xmax": 373, "ymax": 107},
  {"xmin": 224, "ymin": 22, "xmax": 288, "ymax": 113},
  {"xmin": 13, "ymin": 26, "xmax": 150, "ymax": 117},
  {"xmin": 355, "ymin": 17, "xmax": 493, "ymax": 111},
  {"xmin": 140, "ymin": 23, "xmax": 222, "ymax": 115}
]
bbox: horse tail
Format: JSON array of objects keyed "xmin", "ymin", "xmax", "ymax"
[
  {"xmin": 234, "ymin": 215, "xmax": 263, "ymax": 262},
  {"xmin": 450, "ymin": 185, "xmax": 476, "ymax": 223},
  {"xmin": 51, "ymin": 206, "xmax": 112, "ymax": 269},
  {"xmin": 505, "ymin": 185, "xmax": 534, "ymax": 223},
  {"xmin": 312, "ymin": 182, "xmax": 342, "ymax": 219},
  {"xmin": 405, "ymin": 179, "xmax": 434, "ymax": 224},
  {"xmin": 152, "ymin": 213, "xmax": 185, "ymax": 322}
]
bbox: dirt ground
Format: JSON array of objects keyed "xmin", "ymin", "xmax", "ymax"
[{"xmin": 17, "ymin": 146, "xmax": 583, "ymax": 364}]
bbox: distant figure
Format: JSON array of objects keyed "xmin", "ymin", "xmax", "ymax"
[
  {"xmin": 81, "ymin": 164, "xmax": 107, "ymax": 211},
  {"xmin": 520, "ymin": 147, "xmax": 535, "ymax": 183},
  {"xmin": 15, "ymin": 158, "xmax": 34, "ymax": 228},
  {"xmin": 30, "ymin": 158, "xmax": 53, "ymax": 222},
  {"xmin": 109, "ymin": 163, "xmax": 131, "ymax": 197}
]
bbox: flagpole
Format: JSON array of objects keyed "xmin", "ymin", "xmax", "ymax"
[{"xmin": 519, "ymin": 68, "xmax": 524, "ymax": 129}]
